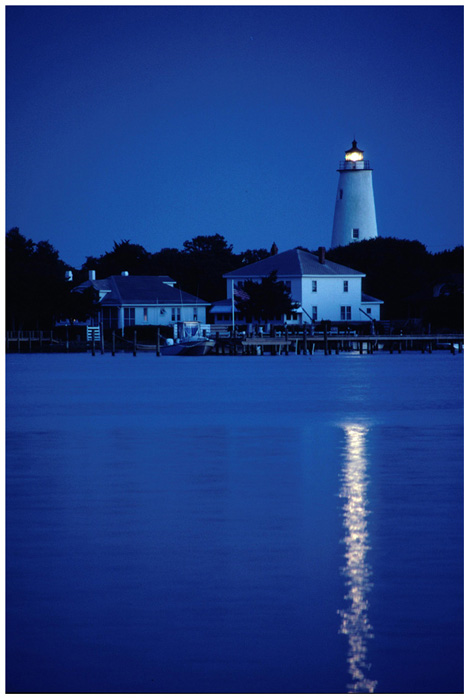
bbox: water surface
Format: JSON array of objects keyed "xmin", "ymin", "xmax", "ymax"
[{"xmin": 6, "ymin": 353, "xmax": 463, "ymax": 693}]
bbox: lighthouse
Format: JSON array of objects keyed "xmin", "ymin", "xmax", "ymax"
[{"xmin": 331, "ymin": 140, "xmax": 378, "ymax": 248}]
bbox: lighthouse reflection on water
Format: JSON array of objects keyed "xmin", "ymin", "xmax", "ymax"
[{"xmin": 338, "ymin": 424, "xmax": 377, "ymax": 693}]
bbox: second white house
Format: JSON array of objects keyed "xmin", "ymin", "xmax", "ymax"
[
  {"xmin": 74, "ymin": 272, "xmax": 210, "ymax": 330},
  {"xmin": 211, "ymin": 247, "xmax": 382, "ymax": 326}
]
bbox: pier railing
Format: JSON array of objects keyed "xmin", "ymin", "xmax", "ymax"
[{"xmin": 6, "ymin": 330, "xmax": 56, "ymax": 352}]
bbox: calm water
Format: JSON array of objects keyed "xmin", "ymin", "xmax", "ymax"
[{"xmin": 6, "ymin": 352, "xmax": 463, "ymax": 693}]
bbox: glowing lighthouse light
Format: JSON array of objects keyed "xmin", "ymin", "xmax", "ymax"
[{"xmin": 344, "ymin": 140, "xmax": 364, "ymax": 162}]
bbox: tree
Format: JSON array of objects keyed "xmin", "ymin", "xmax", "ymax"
[
  {"xmin": 6, "ymin": 228, "xmax": 35, "ymax": 330},
  {"xmin": 81, "ymin": 255, "xmax": 101, "ymax": 277},
  {"xmin": 62, "ymin": 285, "xmax": 100, "ymax": 325},
  {"xmin": 236, "ymin": 248, "xmax": 270, "ymax": 266},
  {"xmin": 431, "ymin": 245, "xmax": 463, "ymax": 276},
  {"xmin": 6, "ymin": 228, "xmax": 70, "ymax": 330},
  {"xmin": 326, "ymin": 237, "xmax": 433, "ymax": 319},
  {"xmin": 181, "ymin": 234, "xmax": 238, "ymax": 301},
  {"xmin": 182, "ymin": 233, "xmax": 233, "ymax": 257},
  {"xmin": 151, "ymin": 247, "xmax": 186, "ymax": 280},
  {"xmin": 234, "ymin": 271, "xmax": 297, "ymax": 325},
  {"xmin": 81, "ymin": 239, "xmax": 151, "ymax": 278}
]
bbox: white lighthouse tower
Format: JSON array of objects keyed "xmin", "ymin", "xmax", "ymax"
[{"xmin": 331, "ymin": 140, "xmax": 378, "ymax": 248}]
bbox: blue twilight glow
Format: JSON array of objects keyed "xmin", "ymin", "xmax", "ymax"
[{"xmin": 6, "ymin": 6, "xmax": 463, "ymax": 267}]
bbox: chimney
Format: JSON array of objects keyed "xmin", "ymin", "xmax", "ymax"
[
  {"xmin": 65, "ymin": 270, "xmax": 73, "ymax": 282},
  {"xmin": 121, "ymin": 271, "xmax": 129, "ymax": 276},
  {"xmin": 318, "ymin": 247, "xmax": 326, "ymax": 264},
  {"xmin": 89, "ymin": 270, "xmax": 96, "ymax": 281}
]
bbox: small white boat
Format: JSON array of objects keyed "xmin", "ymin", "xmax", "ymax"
[{"xmin": 161, "ymin": 322, "xmax": 215, "ymax": 356}]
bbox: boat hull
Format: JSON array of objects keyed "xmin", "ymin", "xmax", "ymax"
[{"xmin": 161, "ymin": 340, "xmax": 215, "ymax": 356}]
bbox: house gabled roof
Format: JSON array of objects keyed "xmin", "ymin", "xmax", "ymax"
[
  {"xmin": 75, "ymin": 275, "xmax": 210, "ymax": 306},
  {"xmin": 224, "ymin": 248, "xmax": 365, "ymax": 278}
]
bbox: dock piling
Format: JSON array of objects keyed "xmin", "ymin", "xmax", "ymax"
[{"xmin": 323, "ymin": 327, "xmax": 328, "ymax": 356}]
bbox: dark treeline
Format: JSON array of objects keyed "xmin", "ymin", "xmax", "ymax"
[
  {"xmin": 81, "ymin": 234, "xmax": 275, "ymax": 302},
  {"xmin": 326, "ymin": 237, "xmax": 463, "ymax": 330},
  {"xmin": 6, "ymin": 227, "xmax": 463, "ymax": 331},
  {"xmin": 6, "ymin": 229, "xmax": 275, "ymax": 330}
]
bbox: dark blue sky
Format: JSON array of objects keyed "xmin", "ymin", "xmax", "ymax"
[{"xmin": 6, "ymin": 5, "xmax": 463, "ymax": 268}]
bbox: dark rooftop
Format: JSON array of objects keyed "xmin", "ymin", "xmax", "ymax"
[
  {"xmin": 75, "ymin": 275, "xmax": 209, "ymax": 305},
  {"xmin": 224, "ymin": 248, "xmax": 365, "ymax": 278}
]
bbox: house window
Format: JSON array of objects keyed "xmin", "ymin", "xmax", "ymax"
[
  {"xmin": 171, "ymin": 308, "xmax": 181, "ymax": 322},
  {"xmin": 143, "ymin": 307, "xmax": 148, "ymax": 322},
  {"xmin": 193, "ymin": 307, "xmax": 198, "ymax": 320},
  {"xmin": 352, "ymin": 228, "xmax": 359, "ymax": 239},
  {"xmin": 124, "ymin": 308, "xmax": 135, "ymax": 327},
  {"xmin": 102, "ymin": 306, "xmax": 119, "ymax": 329},
  {"xmin": 312, "ymin": 306, "xmax": 318, "ymax": 321},
  {"xmin": 312, "ymin": 280, "xmax": 317, "ymax": 292},
  {"xmin": 343, "ymin": 281, "xmax": 349, "ymax": 292},
  {"xmin": 341, "ymin": 306, "xmax": 351, "ymax": 321},
  {"xmin": 367, "ymin": 308, "xmax": 372, "ymax": 315}
]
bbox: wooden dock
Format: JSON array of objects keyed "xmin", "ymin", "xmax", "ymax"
[
  {"xmin": 214, "ymin": 333, "xmax": 464, "ymax": 356},
  {"xmin": 6, "ymin": 330, "xmax": 57, "ymax": 353},
  {"xmin": 6, "ymin": 329, "xmax": 464, "ymax": 356},
  {"xmin": 6, "ymin": 329, "xmax": 91, "ymax": 353}
]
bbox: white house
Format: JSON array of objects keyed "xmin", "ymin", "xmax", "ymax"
[
  {"xmin": 74, "ymin": 272, "xmax": 210, "ymax": 330},
  {"xmin": 213, "ymin": 247, "xmax": 382, "ymax": 326}
]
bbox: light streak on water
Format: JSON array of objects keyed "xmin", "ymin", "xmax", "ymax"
[{"xmin": 338, "ymin": 424, "xmax": 377, "ymax": 693}]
